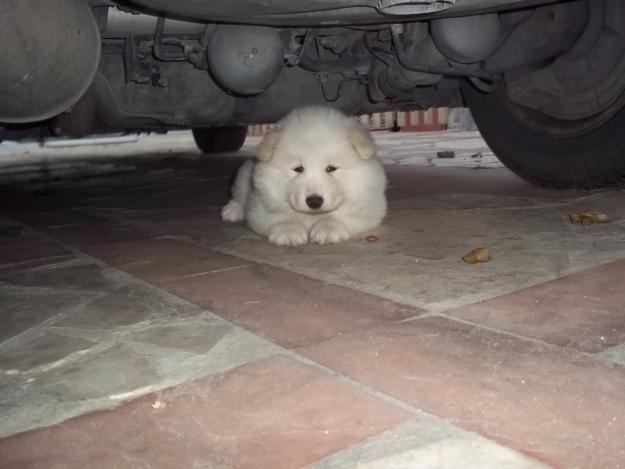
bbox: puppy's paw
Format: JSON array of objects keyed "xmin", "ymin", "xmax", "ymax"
[
  {"xmin": 268, "ymin": 222, "xmax": 308, "ymax": 246},
  {"xmin": 310, "ymin": 219, "xmax": 350, "ymax": 245},
  {"xmin": 221, "ymin": 200, "xmax": 244, "ymax": 222}
]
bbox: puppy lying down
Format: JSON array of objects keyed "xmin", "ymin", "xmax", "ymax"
[{"xmin": 221, "ymin": 106, "xmax": 387, "ymax": 246}]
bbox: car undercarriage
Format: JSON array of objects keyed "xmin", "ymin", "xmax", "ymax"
[{"xmin": 1, "ymin": 0, "xmax": 625, "ymax": 188}]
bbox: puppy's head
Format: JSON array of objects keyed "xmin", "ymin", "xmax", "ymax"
[{"xmin": 256, "ymin": 107, "xmax": 378, "ymax": 214}]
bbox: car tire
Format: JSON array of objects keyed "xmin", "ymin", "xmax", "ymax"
[
  {"xmin": 192, "ymin": 126, "xmax": 247, "ymax": 154},
  {"xmin": 462, "ymin": 81, "xmax": 625, "ymax": 189}
]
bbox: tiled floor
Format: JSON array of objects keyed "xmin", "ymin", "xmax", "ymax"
[{"xmin": 1, "ymin": 131, "xmax": 624, "ymax": 468}]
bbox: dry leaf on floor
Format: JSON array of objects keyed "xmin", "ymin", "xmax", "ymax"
[
  {"xmin": 569, "ymin": 211, "xmax": 611, "ymax": 225},
  {"xmin": 463, "ymin": 247, "xmax": 491, "ymax": 264}
]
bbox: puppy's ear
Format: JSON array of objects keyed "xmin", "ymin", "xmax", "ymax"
[
  {"xmin": 349, "ymin": 127, "xmax": 377, "ymax": 160},
  {"xmin": 257, "ymin": 127, "xmax": 282, "ymax": 161}
]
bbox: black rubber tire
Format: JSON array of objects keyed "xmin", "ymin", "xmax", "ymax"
[
  {"xmin": 192, "ymin": 126, "xmax": 247, "ymax": 154},
  {"xmin": 462, "ymin": 81, "xmax": 625, "ymax": 189}
]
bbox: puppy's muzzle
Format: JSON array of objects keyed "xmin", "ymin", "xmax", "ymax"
[{"xmin": 306, "ymin": 194, "xmax": 324, "ymax": 210}]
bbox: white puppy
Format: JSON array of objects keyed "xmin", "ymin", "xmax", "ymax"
[{"xmin": 221, "ymin": 106, "xmax": 387, "ymax": 246}]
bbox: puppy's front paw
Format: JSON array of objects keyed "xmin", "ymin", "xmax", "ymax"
[
  {"xmin": 268, "ymin": 223, "xmax": 308, "ymax": 246},
  {"xmin": 221, "ymin": 200, "xmax": 244, "ymax": 222},
  {"xmin": 310, "ymin": 219, "xmax": 350, "ymax": 245}
]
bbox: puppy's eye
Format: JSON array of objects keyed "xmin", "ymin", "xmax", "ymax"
[
  {"xmin": 293, "ymin": 165, "xmax": 304, "ymax": 173},
  {"xmin": 326, "ymin": 165, "xmax": 338, "ymax": 173}
]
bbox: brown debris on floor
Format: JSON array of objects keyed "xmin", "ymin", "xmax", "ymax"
[
  {"xmin": 463, "ymin": 247, "xmax": 491, "ymax": 264},
  {"xmin": 569, "ymin": 211, "xmax": 612, "ymax": 225}
]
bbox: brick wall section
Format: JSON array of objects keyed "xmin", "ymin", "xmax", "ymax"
[{"xmin": 248, "ymin": 108, "xmax": 456, "ymax": 136}]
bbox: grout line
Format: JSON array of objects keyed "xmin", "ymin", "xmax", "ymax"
[
  {"xmin": 432, "ymin": 312, "xmax": 597, "ymax": 358},
  {"xmin": 0, "ymin": 293, "xmax": 107, "ymax": 351},
  {"xmin": 166, "ymin": 264, "xmax": 252, "ymax": 280},
  {"xmin": 284, "ymin": 349, "xmax": 432, "ymax": 417},
  {"xmin": 211, "ymin": 244, "xmax": 433, "ymax": 308},
  {"xmin": 0, "ymin": 253, "xmax": 74, "ymax": 270}
]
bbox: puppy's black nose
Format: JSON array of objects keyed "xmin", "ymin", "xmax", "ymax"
[{"xmin": 306, "ymin": 194, "xmax": 324, "ymax": 209}]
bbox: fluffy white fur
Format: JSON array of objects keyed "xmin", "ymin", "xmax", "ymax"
[{"xmin": 221, "ymin": 106, "xmax": 387, "ymax": 246}]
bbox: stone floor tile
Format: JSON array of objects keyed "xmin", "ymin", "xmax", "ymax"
[
  {"xmin": 0, "ymin": 189, "xmax": 61, "ymax": 215},
  {"xmin": 164, "ymin": 263, "xmax": 423, "ymax": 348},
  {"xmin": 128, "ymin": 320, "xmax": 232, "ymax": 354},
  {"xmin": 447, "ymin": 259, "xmax": 625, "ymax": 352},
  {"xmin": 0, "ymin": 252, "xmax": 281, "ymax": 437},
  {"xmin": 597, "ymin": 343, "xmax": 625, "ymax": 366},
  {"xmin": 11, "ymin": 209, "xmax": 107, "ymax": 229},
  {"xmin": 0, "ymin": 356, "xmax": 410, "ymax": 469},
  {"xmin": 0, "ymin": 214, "xmax": 20, "ymax": 228},
  {"xmin": 0, "ymin": 332, "xmax": 94, "ymax": 374},
  {"xmin": 1, "ymin": 344, "xmax": 162, "ymax": 438},
  {"xmin": 218, "ymin": 191, "xmax": 625, "ymax": 313},
  {"xmin": 0, "ymin": 254, "xmax": 77, "ymax": 275},
  {"xmin": 0, "ymin": 261, "xmax": 128, "ymax": 292},
  {"xmin": 383, "ymin": 165, "xmax": 577, "ymax": 200},
  {"xmin": 117, "ymin": 206, "xmax": 221, "ymax": 224},
  {"xmin": 301, "ymin": 317, "xmax": 625, "ymax": 469},
  {"xmin": 0, "ymin": 224, "xmax": 27, "ymax": 241},
  {"xmin": 0, "ymin": 236, "xmax": 69, "ymax": 264},
  {"xmin": 35, "ymin": 344, "xmax": 160, "ymax": 401},
  {"xmin": 84, "ymin": 237, "xmax": 250, "ymax": 282},
  {"xmin": 42, "ymin": 222, "xmax": 157, "ymax": 249},
  {"xmin": 119, "ymin": 318, "xmax": 283, "ymax": 391},
  {"xmin": 312, "ymin": 420, "xmax": 549, "ymax": 469},
  {"xmin": 0, "ymin": 287, "xmax": 96, "ymax": 343},
  {"xmin": 51, "ymin": 287, "xmax": 200, "ymax": 329},
  {"xmin": 0, "ymin": 316, "xmax": 281, "ymax": 438},
  {"xmin": 149, "ymin": 216, "xmax": 250, "ymax": 246}
]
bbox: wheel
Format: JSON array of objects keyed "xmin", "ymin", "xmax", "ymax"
[
  {"xmin": 462, "ymin": 81, "xmax": 625, "ymax": 190},
  {"xmin": 461, "ymin": 0, "xmax": 625, "ymax": 189},
  {"xmin": 192, "ymin": 126, "xmax": 247, "ymax": 154}
]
